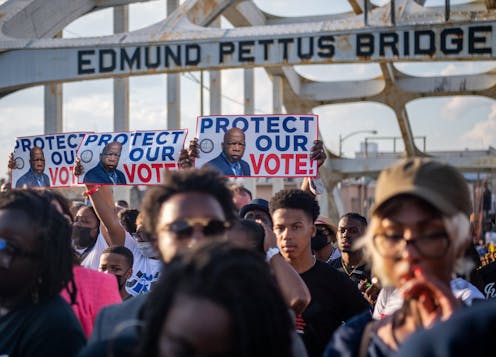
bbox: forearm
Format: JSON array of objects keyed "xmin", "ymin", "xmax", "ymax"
[
  {"xmin": 87, "ymin": 185, "xmax": 125, "ymax": 246},
  {"xmin": 269, "ymin": 254, "xmax": 311, "ymax": 315}
]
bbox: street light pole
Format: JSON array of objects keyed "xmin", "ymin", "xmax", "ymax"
[{"xmin": 339, "ymin": 130, "xmax": 378, "ymax": 157}]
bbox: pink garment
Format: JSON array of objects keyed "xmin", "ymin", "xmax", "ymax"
[{"xmin": 61, "ymin": 265, "xmax": 122, "ymax": 337}]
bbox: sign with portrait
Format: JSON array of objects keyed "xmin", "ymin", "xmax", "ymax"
[
  {"xmin": 76, "ymin": 130, "xmax": 188, "ymax": 185},
  {"xmin": 11, "ymin": 133, "xmax": 86, "ymax": 188},
  {"xmin": 196, "ymin": 114, "xmax": 318, "ymax": 177}
]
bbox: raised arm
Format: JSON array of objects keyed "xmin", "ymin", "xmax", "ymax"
[
  {"xmin": 86, "ymin": 185, "xmax": 125, "ymax": 246},
  {"xmin": 74, "ymin": 158, "xmax": 125, "ymax": 246},
  {"xmin": 301, "ymin": 140, "xmax": 326, "ymax": 196}
]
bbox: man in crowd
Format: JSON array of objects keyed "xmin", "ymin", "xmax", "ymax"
[
  {"xmin": 83, "ymin": 141, "xmax": 126, "ymax": 184},
  {"xmin": 269, "ymin": 189, "xmax": 369, "ymax": 356},
  {"xmin": 329, "ymin": 212, "xmax": 380, "ymax": 305},
  {"xmin": 205, "ymin": 127, "xmax": 251, "ymax": 176},
  {"xmin": 15, "ymin": 146, "xmax": 50, "ymax": 188},
  {"xmin": 329, "ymin": 213, "xmax": 370, "ymax": 283}
]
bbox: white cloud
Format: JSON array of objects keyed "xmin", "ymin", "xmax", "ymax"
[
  {"xmin": 64, "ymin": 94, "xmax": 113, "ymax": 132},
  {"xmin": 462, "ymin": 104, "xmax": 496, "ymax": 148},
  {"xmin": 440, "ymin": 96, "xmax": 481, "ymax": 121}
]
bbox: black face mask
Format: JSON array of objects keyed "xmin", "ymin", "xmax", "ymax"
[
  {"xmin": 114, "ymin": 270, "xmax": 130, "ymax": 290},
  {"xmin": 114, "ymin": 274, "xmax": 125, "ymax": 290},
  {"xmin": 71, "ymin": 226, "xmax": 96, "ymax": 249},
  {"xmin": 311, "ymin": 229, "xmax": 330, "ymax": 251}
]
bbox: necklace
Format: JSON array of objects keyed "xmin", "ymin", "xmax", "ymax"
[{"xmin": 341, "ymin": 259, "xmax": 361, "ymax": 277}]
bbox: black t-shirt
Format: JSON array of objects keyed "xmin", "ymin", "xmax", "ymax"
[
  {"xmin": 0, "ymin": 295, "xmax": 86, "ymax": 356},
  {"xmin": 299, "ymin": 260, "xmax": 369, "ymax": 357},
  {"xmin": 474, "ymin": 259, "xmax": 496, "ymax": 299},
  {"xmin": 329, "ymin": 258, "xmax": 371, "ymax": 285}
]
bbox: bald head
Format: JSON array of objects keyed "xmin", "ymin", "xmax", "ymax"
[
  {"xmin": 29, "ymin": 147, "xmax": 46, "ymax": 174},
  {"xmin": 100, "ymin": 141, "xmax": 123, "ymax": 172},
  {"xmin": 221, "ymin": 128, "xmax": 246, "ymax": 163}
]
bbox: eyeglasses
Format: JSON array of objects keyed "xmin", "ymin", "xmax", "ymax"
[
  {"xmin": 0, "ymin": 238, "xmax": 38, "ymax": 269},
  {"xmin": 31, "ymin": 159, "xmax": 45, "ymax": 162},
  {"xmin": 160, "ymin": 218, "xmax": 230, "ymax": 240},
  {"xmin": 373, "ymin": 232, "xmax": 450, "ymax": 259},
  {"xmin": 225, "ymin": 142, "xmax": 245, "ymax": 147},
  {"xmin": 102, "ymin": 152, "xmax": 120, "ymax": 157}
]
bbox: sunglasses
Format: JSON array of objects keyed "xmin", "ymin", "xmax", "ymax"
[{"xmin": 160, "ymin": 218, "xmax": 230, "ymax": 240}]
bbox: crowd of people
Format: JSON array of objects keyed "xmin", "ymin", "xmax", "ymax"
[{"xmin": 1, "ymin": 141, "xmax": 496, "ymax": 357}]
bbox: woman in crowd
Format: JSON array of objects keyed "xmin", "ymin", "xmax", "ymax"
[
  {"xmin": 325, "ymin": 158, "xmax": 474, "ymax": 357},
  {"xmin": 0, "ymin": 190, "xmax": 86, "ymax": 356}
]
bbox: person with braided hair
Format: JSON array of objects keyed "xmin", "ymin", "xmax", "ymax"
[
  {"xmin": 39, "ymin": 189, "xmax": 122, "ymax": 338},
  {"xmin": 0, "ymin": 190, "xmax": 85, "ymax": 356}
]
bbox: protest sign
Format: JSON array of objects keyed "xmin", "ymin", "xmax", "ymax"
[
  {"xmin": 196, "ymin": 114, "xmax": 318, "ymax": 177},
  {"xmin": 11, "ymin": 133, "xmax": 86, "ymax": 188},
  {"xmin": 76, "ymin": 130, "xmax": 187, "ymax": 185}
]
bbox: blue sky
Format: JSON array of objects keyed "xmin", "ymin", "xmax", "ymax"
[{"xmin": 0, "ymin": 0, "xmax": 494, "ymax": 180}]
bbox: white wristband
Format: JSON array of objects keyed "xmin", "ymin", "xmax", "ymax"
[{"xmin": 266, "ymin": 247, "xmax": 280, "ymax": 262}]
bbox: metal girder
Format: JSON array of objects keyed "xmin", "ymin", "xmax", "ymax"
[
  {"xmin": 0, "ymin": 0, "xmax": 495, "ymax": 171},
  {"xmin": 486, "ymin": 0, "xmax": 496, "ymax": 10},
  {"xmin": 221, "ymin": 0, "xmax": 496, "ymax": 161},
  {"xmin": 324, "ymin": 148, "xmax": 496, "ymax": 179},
  {"xmin": 1, "ymin": 2, "xmax": 495, "ymax": 95},
  {"xmin": 347, "ymin": 0, "xmax": 380, "ymax": 15},
  {"xmin": 0, "ymin": 0, "xmax": 153, "ymax": 40}
]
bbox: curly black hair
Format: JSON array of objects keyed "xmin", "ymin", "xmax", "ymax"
[
  {"xmin": 269, "ymin": 188, "xmax": 320, "ymax": 222},
  {"xmin": 141, "ymin": 167, "xmax": 237, "ymax": 235},
  {"xmin": 139, "ymin": 241, "xmax": 292, "ymax": 357}
]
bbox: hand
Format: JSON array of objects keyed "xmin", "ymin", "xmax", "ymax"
[
  {"xmin": 400, "ymin": 266, "xmax": 461, "ymax": 328},
  {"xmin": 359, "ymin": 278, "xmax": 381, "ymax": 305},
  {"xmin": 178, "ymin": 138, "xmax": 199, "ymax": 169},
  {"xmin": 188, "ymin": 138, "xmax": 200, "ymax": 160},
  {"xmin": 259, "ymin": 220, "xmax": 277, "ymax": 253},
  {"xmin": 73, "ymin": 157, "xmax": 84, "ymax": 176},
  {"xmin": 310, "ymin": 140, "xmax": 326, "ymax": 168},
  {"xmin": 7, "ymin": 152, "xmax": 16, "ymax": 170}
]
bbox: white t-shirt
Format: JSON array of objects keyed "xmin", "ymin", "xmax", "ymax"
[
  {"xmin": 124, "ymin": 238, "xmax": 162, "ymax": 296},
  {"xmin": 81, "ymin": 231, "xmax": 162, "ymax": 296},
  {"xmin": 373, "ymin": 277, "xmax": 485, "ymax": 319}
]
